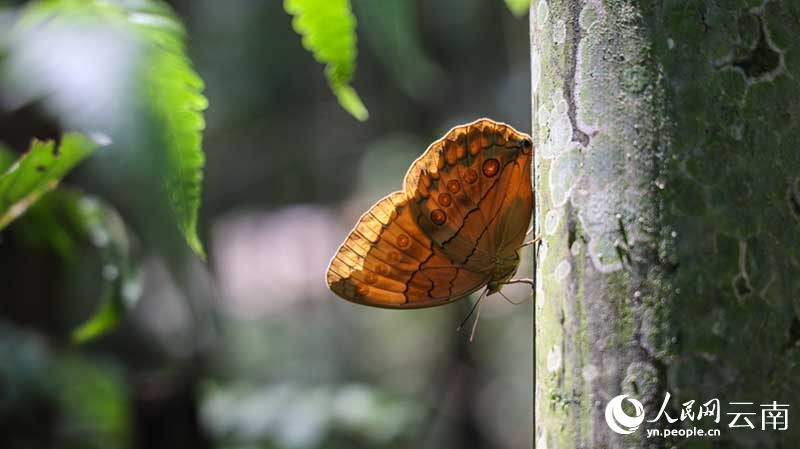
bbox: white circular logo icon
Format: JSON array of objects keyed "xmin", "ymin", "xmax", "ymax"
[{"xmin": 605, "ymin": 395, "xmax": 645, "ymax": 434}]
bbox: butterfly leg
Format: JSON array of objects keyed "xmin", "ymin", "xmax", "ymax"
[
  {"xmin": 517, "ymin": 234, "xmax": 542, "ymax": 250},
  {"xmin": 502, "ymin": 278, "xmax": 535, "ymax": 287},
  {"xmin": 491, "ymin": 278, "xmax": 536, "ymax": 306}
]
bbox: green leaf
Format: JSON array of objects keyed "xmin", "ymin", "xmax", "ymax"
[
  {"xmin": 332, "ymin": 84, "xmax": 369, "ymax": 122},
  {"xmin": 130, "ymin": 5, "xmax": 208, "ymax": 259},
  {"xmin": 71, "ymin": 292, "xmax": 121, "ymax": 343},
  {"xmin": 67, "ymin": 192, "xmax": 140, "ymax": 343},
  {"xmin": 285, "ymin": 0, "xmax": 369, "ymax": 121},
  {"xmin": 0, "ymin": 133, "xmax": 101, "ymax": 230},
  {"xmin": 504, "ymin": 0, "xmax": 530, "ymax": 17}
]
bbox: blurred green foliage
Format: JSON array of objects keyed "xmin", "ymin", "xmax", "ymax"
[
  {"xmin": 0, "ymin": 323, "xmax": 130, "ymax": 449},
  {"xmin": 3, "ymin": 0, "xmax": 207, "ymax": 258},
  {"xmin": 0, "ymin": 0, "xmax": 532, "ymax": 448},
  {"xmin": 10, "ymin": 187, "xmax": 140, "ymax": 343},
  {"xmin": 0, "ymin": 0, "xmax": 205, "ymax": 341}
]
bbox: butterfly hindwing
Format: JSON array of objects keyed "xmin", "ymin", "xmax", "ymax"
[{"xmin": 327, "ymin": 192, "xmax": 491, "ymax": 308}]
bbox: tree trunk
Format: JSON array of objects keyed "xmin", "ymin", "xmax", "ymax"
[{"xmin": 531, "ymin": 1, "xmax": 800, "ymax": 447}]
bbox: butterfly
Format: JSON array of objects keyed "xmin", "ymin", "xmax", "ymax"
[{"xmin": 326, "ymin": 118, "xmax": 534, "ymax": 309}]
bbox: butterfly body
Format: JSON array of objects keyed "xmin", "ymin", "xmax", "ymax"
[{"xmin": 327, "ymin": 118, "xmax": 533, "ymax": 309}]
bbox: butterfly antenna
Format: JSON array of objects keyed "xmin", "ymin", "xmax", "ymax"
[
  {"xmin": 469, "ymin": 296, "xmax": 485, "ymax": 342},
  {"xmin": 457, "ymin": 289, "xmax": 487, "ymax": 333}
]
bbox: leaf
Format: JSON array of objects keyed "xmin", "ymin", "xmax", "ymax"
[
  {"xmin": 0, "ymin": 133, "xmax": 102, "ymax": 230},
  {"xmin": 5, "ymin": 0, "xmax": 208, "ymax": 259},
  {"xmin": 71, "ymin": 291, "xmax": 123, "ymax": 343},
  {"xmin": 129, "ymin": 5, "xmax": 208, "ymax": 259},
  {"xmin": 285, "ymin": 0, "xmax": 369, "ymax": 121},
  {"xmin": 504, "ymin": 0, "xmax": 531, "ymax": 17},
  {"xmin": 68, "ymin": 192, "xmax": 140, "ymax": 343},
  {"xmin": 333, "ymin": 84, "xmax": 369, "ymax": 122}
]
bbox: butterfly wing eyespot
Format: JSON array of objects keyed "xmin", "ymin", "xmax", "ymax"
[
  {"xmin": 396, "ymin": 234, "xmax": 410, "ymax": 248},
  {"xmin": 446, "ymin": 180, "xmax": 461, "ymax": 193},
  {"xmin": 326, "ymin": 118, "xmax": 534, "ymax": 308},
  {"xmin": 482, "ymin": 158, "xmax": 500, "ymax": 177},
  {"xmin": 430, "ymin": 209, "xmax": 447, "ymax": 225},
  {"xmin": 386, "ymin": 251, "xmax": 402, "ymax": 263}
]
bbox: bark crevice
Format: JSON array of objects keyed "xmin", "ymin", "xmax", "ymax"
[{"xmin": 563, "ymin": 0, "xmax": 589, "ymax": 148}]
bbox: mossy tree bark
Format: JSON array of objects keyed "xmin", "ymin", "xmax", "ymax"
[{"xmin": 531, "ymin": 1, "xmax": 800, "ymax": 447}]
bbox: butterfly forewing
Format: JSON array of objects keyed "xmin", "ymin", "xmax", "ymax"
[{"xmin": 407, "ymin": 120, "xmax": 532, "ymax": 271}]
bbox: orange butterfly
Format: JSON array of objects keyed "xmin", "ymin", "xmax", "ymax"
[{"xmin": 327, "ymin": 118, "xmax": 534, "ymax": 309}]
